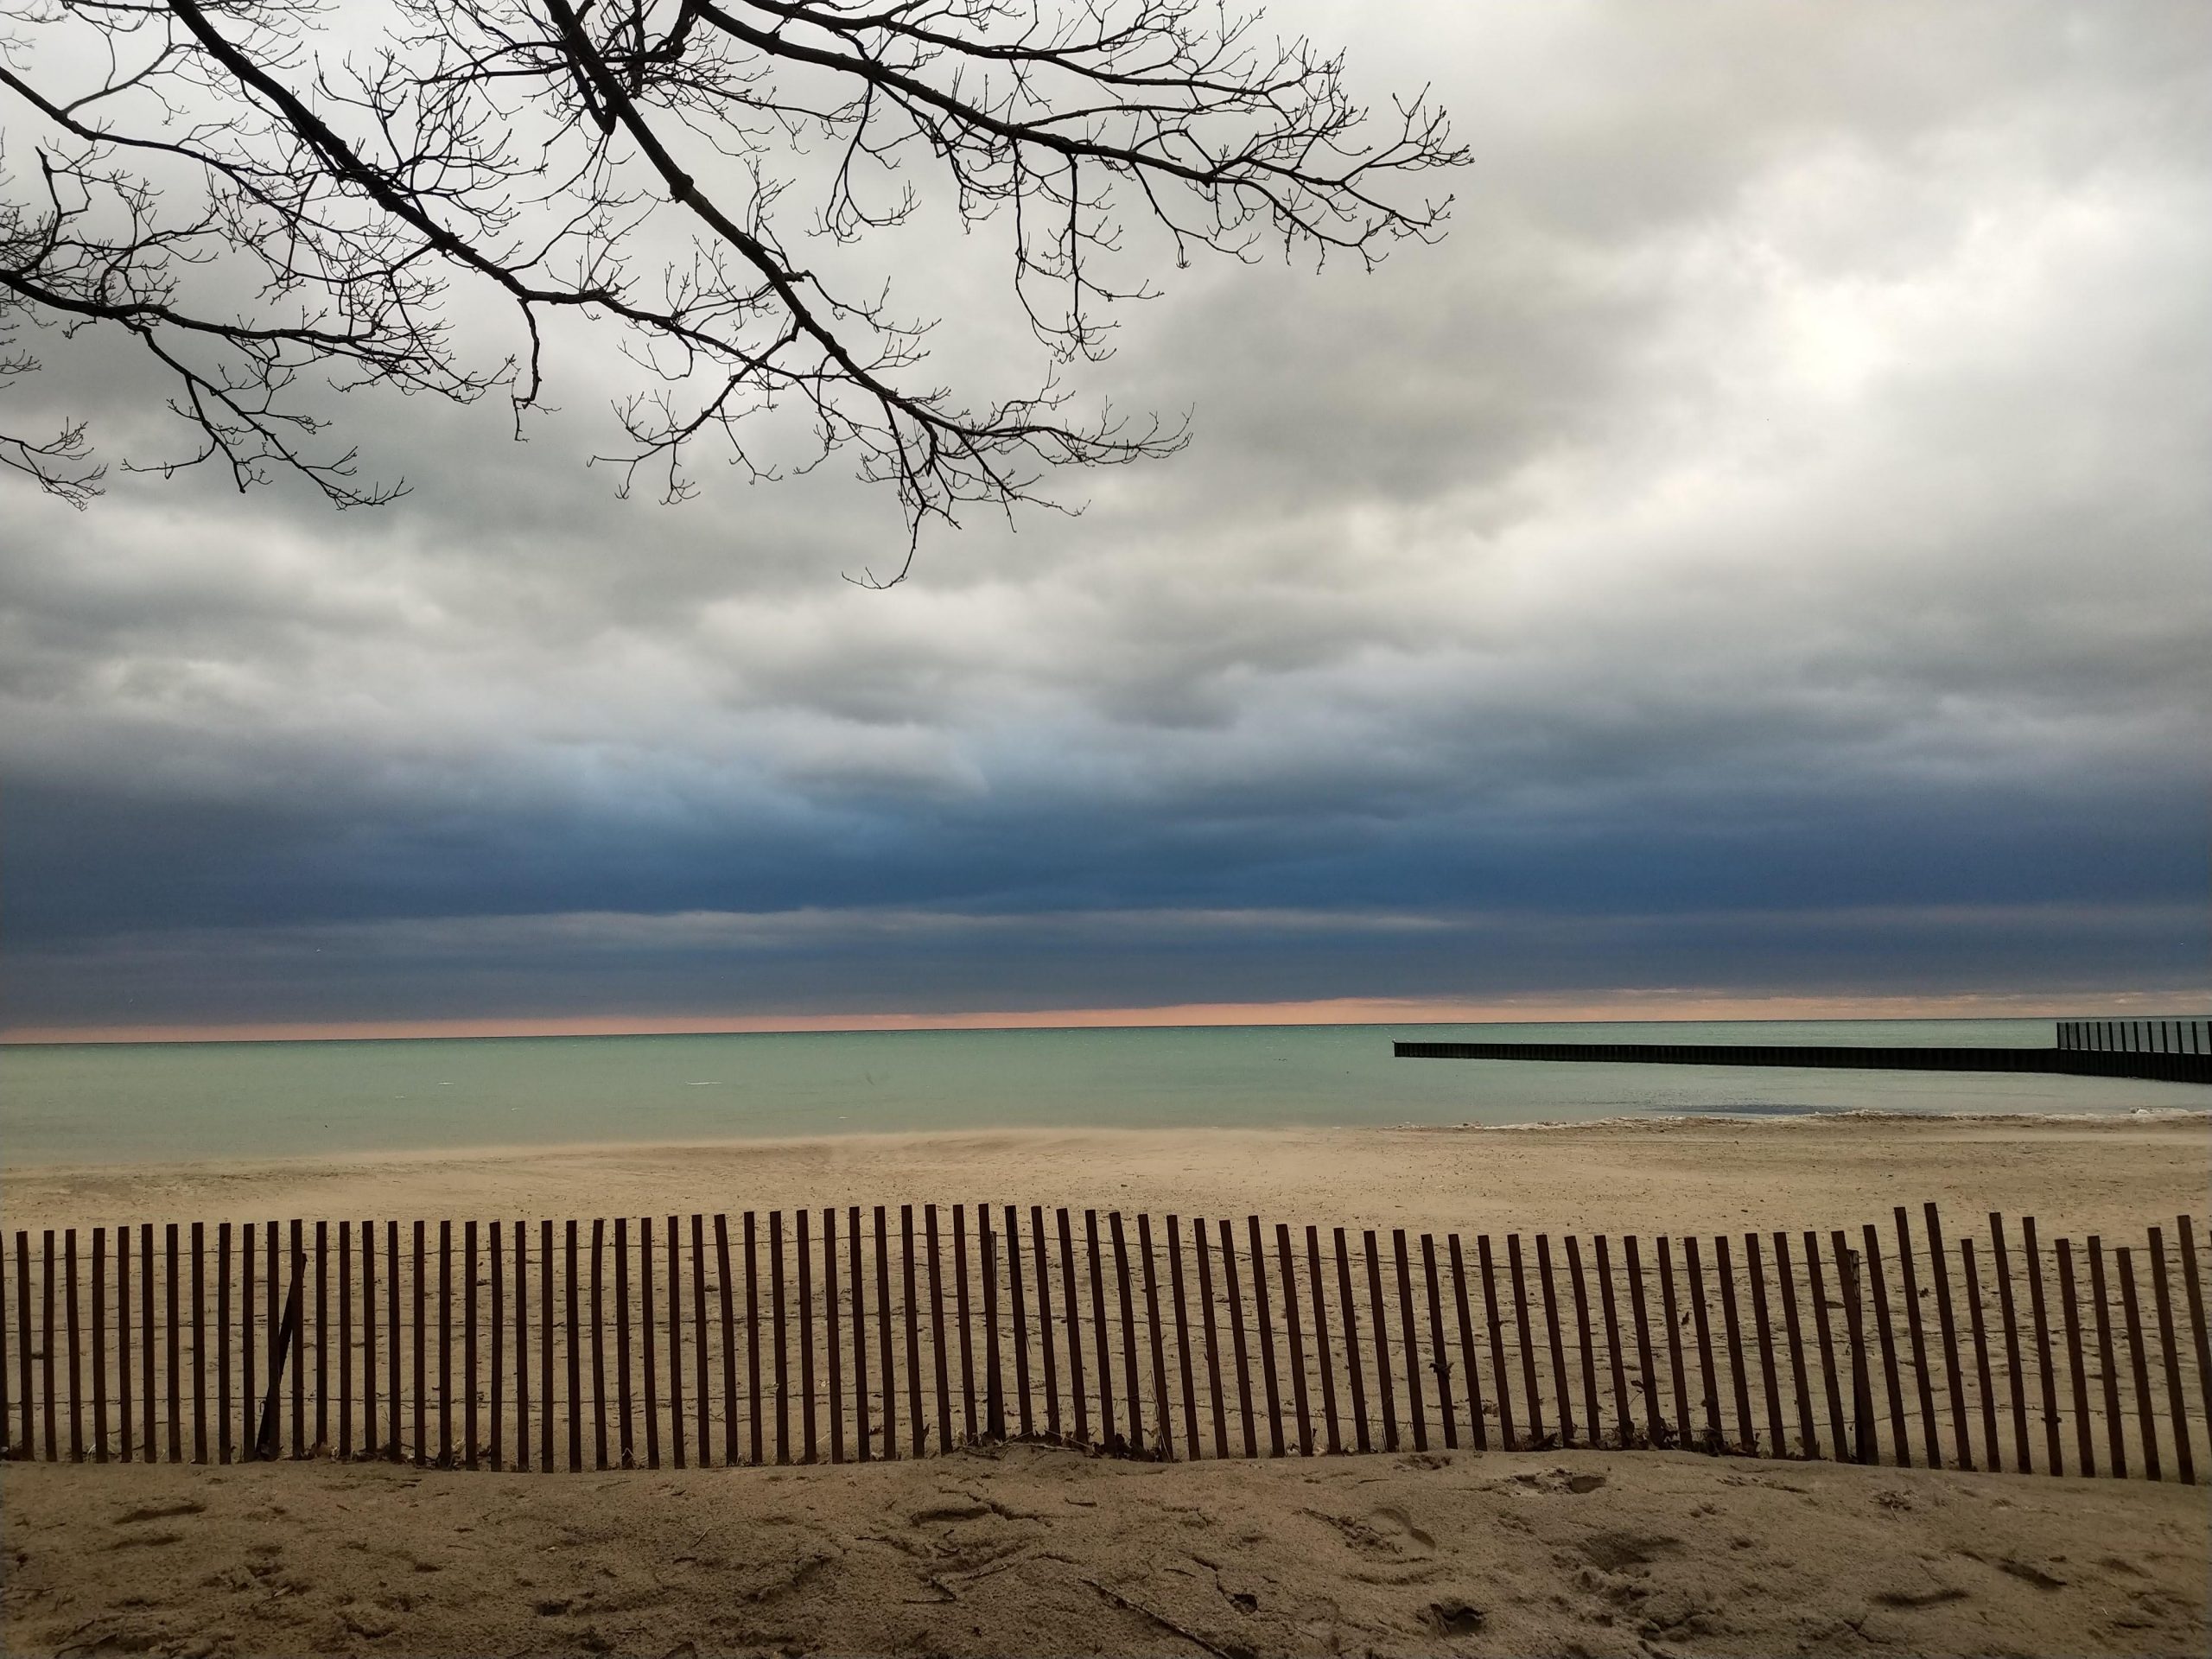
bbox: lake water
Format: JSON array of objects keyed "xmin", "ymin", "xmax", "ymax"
[{"xmin": 3, "ymin": 1017, "xmax": 2202, "ymax": 1166}]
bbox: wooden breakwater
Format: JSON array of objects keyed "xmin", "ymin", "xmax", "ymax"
[
  {"xmin": 5, "ymin": 1204, "xmax": 2206, "ymax": 1486},
  {"xmin": 1393, "ymin": 1039, "xmax": 2209, "ymax": 1085},
  {"xmin": 2059, "ymin": 1019, "xmax": 2209, "ymax": 1057}
]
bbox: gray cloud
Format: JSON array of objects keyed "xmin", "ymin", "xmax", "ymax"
[{"xmin": 3, "ymin": 1, "xmax": 2209, "ymax": 1029}]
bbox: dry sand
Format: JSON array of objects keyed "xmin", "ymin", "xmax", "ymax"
[
  {"xmin": 4, "ymin": 1116, "xmax": 2207, "ymax": 1656},
  {"xmin": 5, "ymin": 1443, "xmax": 2206, "ymax": 1657},
  {"xmin": 5, "ymin": 1113, "xmax": 2206, "ymax": 1236}
]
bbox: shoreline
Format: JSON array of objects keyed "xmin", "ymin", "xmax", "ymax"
[{"xmin": 5, "ymin": 1114, "xmax": 2202, "ymax": 1239}]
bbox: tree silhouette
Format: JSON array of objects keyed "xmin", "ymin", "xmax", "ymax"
[{"xmin": 2, "ymin": 1, "xmax": 1462, "ymax": 572}]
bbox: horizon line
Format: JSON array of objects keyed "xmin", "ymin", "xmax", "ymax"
[{"xmin": 6, "ymin": 988, "xmax": 2203, "ymax": 1046}]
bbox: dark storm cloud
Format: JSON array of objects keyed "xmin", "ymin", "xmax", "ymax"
[{"xmin": 3, "ymin": 1, "xmax": 2209, "ymax": 1028}]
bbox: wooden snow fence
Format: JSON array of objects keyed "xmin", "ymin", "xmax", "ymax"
[{"xmin": 4, "ymin": 1205, "xmax": 2206, "ymax": 1484}]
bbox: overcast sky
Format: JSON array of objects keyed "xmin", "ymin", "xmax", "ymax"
[{"xmin": 4, "ymin": 0, "xmax": 2208, "ymax": 1038}]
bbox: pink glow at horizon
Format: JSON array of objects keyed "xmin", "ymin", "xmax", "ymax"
[{"xmin": 4, "ymin": 989, "xmax": 2187, "ymax": 1046}]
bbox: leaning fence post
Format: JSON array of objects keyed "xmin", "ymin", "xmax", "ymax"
[
  {"xmin": 1834, "ymin": 1239, "xmax": 1875, "ymax": 1465},
  {"xmin": 255, "ymin": 1246, "xmax": 307, "ymax": 1461}
]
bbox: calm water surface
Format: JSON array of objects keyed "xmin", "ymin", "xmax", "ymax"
[{"xmin": 3, "ymin": 1018, "xmax": 2202, "ymax": 1166}]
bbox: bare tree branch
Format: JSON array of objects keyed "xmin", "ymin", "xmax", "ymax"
[{"xmin": 1, "ymin": 0, "xmax": 1465, "ymax": 568}]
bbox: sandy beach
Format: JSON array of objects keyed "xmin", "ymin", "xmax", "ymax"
[
  {"xmin": 7, "ymin": 1441, "xmax": 2207, "ymax": 1658},
  {"xmin": 4, "ymin": 1116, "xmax": 2207, "ymax": 1656},
  {"xmin": 6, "ymin": 1112, "xmax": 2205, "ymax": 1236}
]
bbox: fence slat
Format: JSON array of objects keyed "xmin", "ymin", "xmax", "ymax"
[
  {"xmin": 1683, "ymin": 1236, "xmax": 1720, "ymax": 1452},
  {"xmin": 464, "ymin": 1220, "xmax": 480, "ymax": 1471},
  {"xmin": 1859, "ymin": 1225, "xmax": 1908, "ymax": 1467},
  {"xmin": 168, "ymin": 1224, "xmax": 185, "ymax": 1462},
  {"xmin": 1086, "ymin": 1211, "xmax": 1112, "ymax": 1451},
  {"xmin": 912, "ymin": 1206, "xmax": 933, "ymax": 1455},
  {"xmin": 1250, "ymin": 1217, "xmax": 1283, "ymax": 1457},
  {"xmin": 588, "ymin": 1220, "xmax": 607, "ymax": 1470},
  {"xmin": 1364, "ymin": 1229, "xmax": 1398, "ymax": 1452},
  {"xmin": 953, "ymin": 1206, "xmax": 976, "ymax": 1448},
  {"xmin": 563, "ymin": 1220, "xmax": 581, "ymax": 1472},
  {"xmin": 1393, "ymin": 1229, "xmax": 1426, "ymax": 1452},
  {"xmin": 1032, "ymin": 1206, "xmax": 1058, "ymax": 1443},
  {"xmin": 1338, "ymin": 1228, "xmax": 1370, "ymax": 1452},
  {"xmin": 616, "ymin": 1218, "xmax": 634, "ymax": 1467},
  {"xmin": 1535, "ymin": 1234, "xmax": 1570, "ymax": 1447},
  {"xmin": 1961, "ymin": 1239, "xmax": 1999, "ymax": 1473},
  {"xmin": 747, "ymin": 1212, "xmax": 765, "ymax": 1465},
  {"xmin": 120, "ymin": 1226, "xmax": 135, "ymax": 1463},
  {"xmin": 11, "ymin": 1235, "xmax": 29, "ymax": 1459},
  {"xmin": 2180, "ymin": 1216, "xmax": 2211, "ymax": 1436},
  {"xmin": 1802, "ymin": 1230, "xmax": 1845, "ymax": 1460},
  {"xmin": 849, "ymin": 1206, "xmax": 868, "ymax": 1461},
  {"xmin": 2024, "ymin": 1217, "xmax": 2062, "ymax": 1474},
  {"xmin": 1221, "ymin": 1218, "xmax": 1255, "ymax": 1457},
  {"xmin": 2146, "ymin": 1229, "xmax": 2194, "ymax": 1485},
  {"xmin": 334, "ymin": 1222, "xmax": 348, "ymax": 1462},
  {"xmin": 798, "ymin": 1209, "xmax": 817, "ymax": 1463},
  {"xmin": 1989, "ymin": 1213, "xmax": 2030, "ymax": 1473},
  {"xmin": 2116, "ymin": 1248, "xmax": 2159, "ymax": 1482},
  {"xmin": 1715, "ymin": 1237, "xmax": 1754, "ymax": 1451},
  {"xmin": 1313, "ymin": 1225, "xmax": 1345, "ymax": 1453},
  {"xmin": 1773, "ymin": 1232, "xmax": 1815, "ymax": 1458},
  {"xmin": 1481, "ymin": 1235, "xmax": 1516, "ymax": 1448},
  {"xmin": 1142, "ymin": 1215, "xmax": 1171, "ymax": 1457},
  {"xmin": 484, "ymin": 1220, "xmax": 497, "ymax": 1469},
  {"xmin": 2088, "ymin": 1237, "xmax": 2124, "ymax": 1478},
  {"xmin": 1744, "ymin": 1235, "xmax": 1784, "ymax": 1458},
  {"xmin": 1624, "ymin": 1237, "xmax": 1659, "ymax": 1447},
  {"xmin": 37, "ymin": 1232, "xmax": 55, "ymax": 1461},
  {"xmin": 640, "ymin": 1217, "xmax": 659, "ymax": 1470},
  {"xmin": 413, "ymin": 1221, "xmax": 429, "ymax": 1468},
  {"xmin": 1196, "ymin": 1217, "xmax": 1225, "ymax": 1457},
  {"xmin": 2056, "ymin": 1239, "xmax": 2094, "ymax": 1476},
  {"xmin": 1509, "ymin": 1234, "xmax": 1545, "ymax": 1446},
  {"xmin": 1923, "ymin": 1205, "xmax": 1974, "ymax": 1470},
  {"xmin": 189, "ymin": 1223, "xmax": 206, "ymax": 1463},
  {"xmin": 1057, "ymin": 1208, "xmax": 1084, "ymax": 1446},
  {"xmin": 96, "ymin": 1228, "xmax": 111, "ymax": 1463},
  {"xmin": 1592, "ymin": 1236, "xmax": 1628, "ymax": 1446},
  {"xmin": 1656, "ymin": 1238, "xmax": 1690, "ymax": 1450},
  {"xmin": 1, "ymin": 1238, "xmax": 11, "ymax": 1459},
  {"xmin": 66, "ymin": 1230, "xmax": 83, "ymax": 1462},
  {"xmin": 1007, "ymin": 1205, "xmax": 1032, "ymax": 1442},
  {"xmin": 828, "ymin": 1209, "xmax": 846, "ymax": 1463},
  {"xmin": 1169, "ymin": 1216, "xmax": 1196, "ymax": 1453},
  {"xmin": 1263, "ymin": 1223, "xmax": 1302, "ymax": 1457},
  {"xmin": 1565, "ymin": 1236, "xmax": 1599, "ymax": 1445},
  {"xmin": 393, "ymin": 1221, "xmax": 409, "ymax": 1464},
  {"xmin": 667, "ymin": 1213, "xmax": 686, "ymax": 1471},
  {"xmin": 878, "ymin": 1206, "xmax": 898, "ymax": 1457},
  {"xmin": 1421, "ymin": 1234, "xmax": 1454, "ymax": 1452},
  {"xmin": 695, "ymin": 1215, "xmax": 712, "ymax": 1465},
  {"xmin": 1450, "ymin": 1234, "xmax": 1487, "ymax": 1452},
  {"xmin": 1893, "ymin": 1207, "xmax": 1941, "ymax": 1468},
  {"xmin": 311, "ymin": 1221, "xmax": 324, "ymax": 1462},
  {"xmin": 1834, "ymin": 1235, "xmax": 1874, "ymax": 1464},
  {"xmin": 1114, "ymin": 1213, "xmax": 1143, "ymax": 1453},
  {"xmin": 256, "ymin": 1243, "xmax": 304, "ymax": 1460},
  {"xmin": 513, "ymin": 1220, "xmax": 531, "ymax": 1471},
  {"xmin": 772, "ymin": 1210, "xmax": 790, "ymax": 1465},
  {"xmin": 145, "ymin": 1224, "xmax": 159, "ymax": 1462}
]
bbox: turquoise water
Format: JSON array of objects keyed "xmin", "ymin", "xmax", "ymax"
[{"xmin": 2, "ymin": 1018, "xmax": 2201, "ymax": 1166}]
